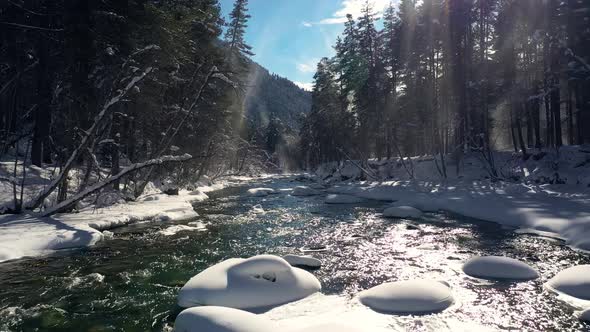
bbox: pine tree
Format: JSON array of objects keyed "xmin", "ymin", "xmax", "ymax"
[{"xmin": 224, "ymin": 0, "xmax": 254, "ymax": 56}]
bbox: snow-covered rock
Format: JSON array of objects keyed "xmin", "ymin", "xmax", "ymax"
[
  {"xmin": 247, "ymin": 188, "xmax": 276, "ymax": 197},
  {"xmin": 579, "ymin": 308, "xmax": 590, "ymax": 322},
  {"xmin": 386, "ymin": 194, "xmax": 441, "ymax": 212},
  {"xmin": 290, "ymin": 323, "xmax": 364, "ymax": 332},
  {"xmin": 382, "ymin": 206, "xmax": 423, "ymax": 219},
  {"xmin": 177, "ymin": 255, "xmax": 321, "ymax": 309},
  {"xmin": 174, "ymin": 306, "xmax": 275, "ymax": 332},
  {"xmin": 462, "ymin": 256, "xmax": 539, "ymax": 280},
  {"xmin": 283, "ymin": 254, "xmax": 321, "ymax": 269},
  {"xmin": 291, "ymin": 186, "xmax": 321, "ymax": 197},
  {"xmin": 158, "ymin": 224, "xmax": 206, "ymax": 236},
  {"xmin": 545, "ymin": 265, "xmax": 590, "ymax": 300},
  {"xmin": 325, "ymin": 194, "xmax": 365, "ymax": 204},
  {"xmin": 358, "ymin": 280, "xmax": 454, "ymax": 314}
]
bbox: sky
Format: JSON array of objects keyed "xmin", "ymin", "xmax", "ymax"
[{"xmin": 219, "ymin": 0, "xmax": 395, "ymax": 91}]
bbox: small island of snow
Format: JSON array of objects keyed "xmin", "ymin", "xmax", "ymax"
[
  {"xmin": 247, "ymin": 188, "xmax": 276, "ymax": 197},
  {"xmin": 283, "ymin": 254, "xmax": 321, "ymax": 269},
  {"xmin": 177, "ymin": 255, "xmax": 321, "ymax": 310},
  {"xmin": 325, "ymin": 194, "xmax": 365, "ymax": 204},
  {"xmin": 462, "ymin": 256, "xmax": 539, "ymax": 280},
  {"xmin": 545, "ymin": 265, "xmax": 590, "ymax": 300},
  {"xmin": 358, "ymin": 279, "xmax": 454, "ymax": 314},
  {"xmin": 291, "ymin": 186, "xmax": 321, "ymax": 197},
  {"xmin": 174, "ymin": 306, "xmax": 275, "ymax": 332}
]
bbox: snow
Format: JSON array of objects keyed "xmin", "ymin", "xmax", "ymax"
[
  {"xmin": 462, "ymin": 256, "xmax": 539, "ymax": 280},
  {"xmin": 282, "ymin": 254, "xmax": 322, "ymax": 268},
  {"xmin": 158, "ymin": 223, "xmax": 206, "ymax": 236},
  {"xmin": 579, "ymin": 308, "xmax": 590, "ymax": 322},
  {"xmin": 177, "ymin": 255, "xmax": 321, "ymax": 310},
  {"xmin": 358, "ymin": 280, "xmax": 454, "ymax": 314},
  {"xmin": 0, "ymin": 181, "xmax": 227, "ymax": 263},
  {"xmin": 174, "ymin": 306, "xmax": 275, "ymax": 332},
  {"xmin": 287, "ymin": 323, "xmax": 364, "ymax": 332},
  {"xmin": 382, "ymin": 206, "xmax": 423, "ymax": 219},
  {"xmin": 545, "ymin": 265, "xmax": 590, "ymax": 300},
  {"xmin": 321, "ymin": 180, "xmax": 590, "ymax": 252},
  {"xmin": 247, "ymin": 188, "xmax": 277, "ymax": 197},
  {"xmin": 291, "ymin": 186, "xmax": 321, "ymax": 197},
  {"xmin": 325, "ymin": 194, "xmax": 365, "ymax": 204}
]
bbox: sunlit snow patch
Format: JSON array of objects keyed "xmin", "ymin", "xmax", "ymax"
[
  {"xmin": 177, "ymin": 255, "xmax": 321, "ymax": 310},
  {"xmin": 462, "ymin": 256, "xmax": 539, "ymax": 280},
  {"xmin": 174, "ymin": 306, "xmax": 275, "ymax": 332},
  {"xmin": 358, "ymin": 279, "xmax": 454, "ymax": 314}
]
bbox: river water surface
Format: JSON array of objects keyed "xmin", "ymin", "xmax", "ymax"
[{"xmin": 1, "ymin": 176, "xmax": 589, "ymax": 331}]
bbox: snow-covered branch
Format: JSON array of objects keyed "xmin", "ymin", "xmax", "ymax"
[
  {"xmin": 25, "ymin": 67, "xmax": 153, "ymax": 211},
  {"xmin": 41, "ymin": 154, "xmax": 193, "ymax": 217}
]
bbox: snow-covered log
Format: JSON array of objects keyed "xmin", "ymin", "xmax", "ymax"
[{"xmin": 41, "ymin": 153, "xmax": 192, "ymax": 217}]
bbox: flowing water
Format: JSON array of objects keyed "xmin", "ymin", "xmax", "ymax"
[{"xmin": 1, "ymin": 176, "xmax": 589, "ymax": 331}]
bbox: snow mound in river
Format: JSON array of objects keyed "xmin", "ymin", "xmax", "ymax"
[
  {"xmin": 462, "ymin": 256, "xmax": 539, "ymax": 280},
  {"xmin": 247, "ymin": 188, "xmax": 276, "ymax": 197},
  {"xmin": 325, "ymin": 194, "xmax": 365, "ymax": 204},
  {"xmin": 288, "ymin": 323, "xmax": 365, "ymax": 332},
  {"xmin": 283, "ymin": 254, "xmax": 321, "ymax": 268},
  {"xmin": 177, "ymin": 255, "xmax": 321, "ymax": 309},
  {"xmin": 358, "ymin": 280, "xmax": 454, "ymax": 314},
  {"xmin": 386, "ymin": 193, "xmax": 441, "ymax": 212},
  {"xmin": 382, "ymin": 206, "xmax": 423, "ymax": 219},
  {"xmin": 291, "ymin": 186, "xmax": 321, "ymax": 197},
  {"xmin": 579, "ymin": 308, "xmax": 590, "ymax": 322},
  {"xmin": 174, "ymin": 306, "xmax": 275, "ymax": 332},
  {"xmin": 545, "ymin": 265, "xmax": 590, "ymax": 300},
  {"xmin": 158, "ymin": 223, "xmax": 206, "ymax": 236}
]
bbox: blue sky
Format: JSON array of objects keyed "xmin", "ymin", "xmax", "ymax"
[{"xmin": 219, "ymin": 0, "xmax": 393, "ymax": 90}]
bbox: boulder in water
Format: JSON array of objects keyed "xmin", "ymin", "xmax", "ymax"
[
  {"xmin": 462, "ymin": 256, "xmax": 539, "ymax": 280},
  {"xmin": 358, "ymin": 279, "xmax": 454, "ymax": 314},
  {"xmin": 174, "ymin": 306, "xmax": 275, "ymax": 332},
  {"xmin": 545, "ymin": 265, "xmax": 590, "ymax": 300},
  {"xmin": 325, "ymin": 194, "xmax": 365, "ymax": 204},
  {"xmin": 178, "ymin": 255, "xmax": 321, "ymax": 310},
  {"xmin": 283, "ymin": 254, "xmax": 321, "ymax": 269}
]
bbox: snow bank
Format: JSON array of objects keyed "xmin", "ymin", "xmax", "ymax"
[
  {"xmin": 382, "ymin": 206, "xmax": 423, "ymax": 219},
  {"xmin": 291, "ymin": 186, "xmax": 321, "ymax": 197},
  {"xmin": 322, "ymin": 180, "xmax": 590, "ymax": 252},
  {"xmin": 545, "ymin": 265, "xmax": 590, "ymax": 300},
  {"xmin": 174, "ymin": 306, "xmax": 275, "ymax": 332},
  {"xmin": 283, "ymin": 254, "xmax": 321, "ymax": 269},
  {"xmin": 177, "ymin": 255, "xmax": 321, "ymax": 310},
  {"xmin": 325, "ymin": 194, "xmax": 365, "ymax": 204},
  {"xmin": 289, "ymin": 323, "xmax": 364, "ymax": 332},
  {"xmin": 462, "ymin": 256, "xmax": 539, "ymax": 280},
  {"xmin": 247, "ymin": 188, "xmax": 276, "ymax": 197},
  {"xmin": 358, "ymin": 280, "xmax": 454, "ymax": 314},
  {"xmin": 0, "ymin": 182, "xmax": 227, "ymax": 263},
  {"xmin": 158, "ymin": 223, "xmax": 206, "ymax": 236}
]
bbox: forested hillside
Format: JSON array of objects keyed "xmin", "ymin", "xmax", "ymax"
[
  {"xmin": 301, "ymin": 0, "xmax": 590, "ymax": 173},
  {"xmin": 0, "ymin": 0, "xmax": 307, "ymax": 214}
]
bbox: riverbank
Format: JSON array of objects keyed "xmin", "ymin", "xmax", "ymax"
[
  {"xmin": 315, "ymin": 147, "xmax": 590, "ymax": 252},
  {"xmin": 0, "ymin": 178, "xmax": 250, "ymax": 263}
]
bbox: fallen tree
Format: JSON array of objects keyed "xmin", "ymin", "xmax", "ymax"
[{"xmin": 41, "ymin": 153, "xmax": 193, "ymax": 217}]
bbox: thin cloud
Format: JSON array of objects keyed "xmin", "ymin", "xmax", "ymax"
[
  {"xmin": 301, "ymin": 21, "xmax": 313, "ymax": 28},
  {"xmin": 294, "ymin": 81, "xmax": 314, "ymax": 91},
  {"xmin": 315, "ymin": 0, "xmax": 393, "ymax": 25},
  {"xmin": 296, "ymin": 58, "xmax": 319, "ymax": 73}
]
